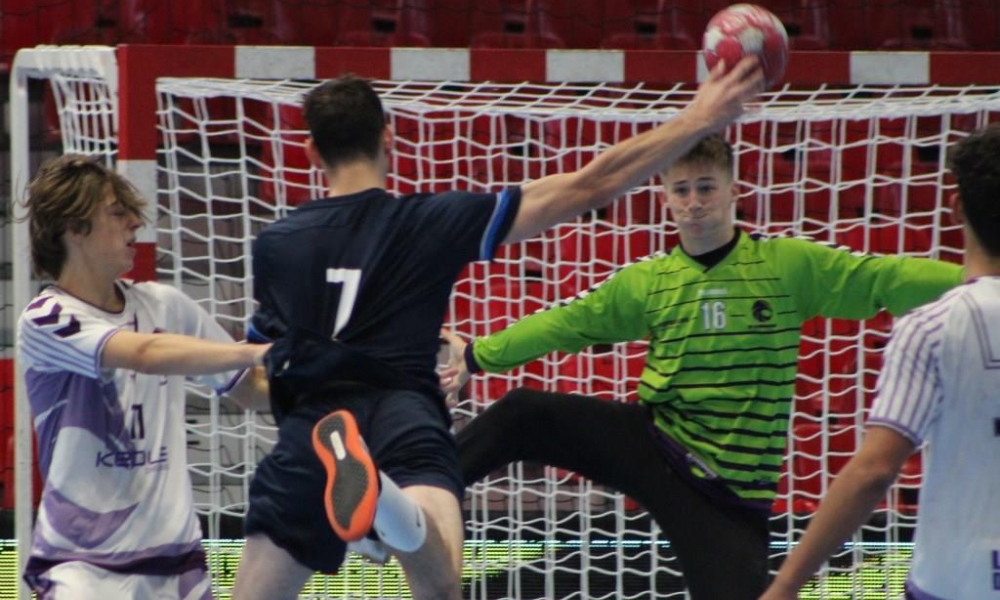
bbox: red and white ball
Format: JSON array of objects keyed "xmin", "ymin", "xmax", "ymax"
[{"xmin": 702, "ymin": 4, "xmax": 789, "ymax": 89}]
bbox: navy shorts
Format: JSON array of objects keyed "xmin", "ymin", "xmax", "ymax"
[{"xmin": 245, "ymin": 384, "xmax": 463, "ymax": 574}]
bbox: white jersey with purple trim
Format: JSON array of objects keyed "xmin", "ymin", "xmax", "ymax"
[
  {"xmin": 868, "ymin": 276, "xmax": 1000, "ymax": 600},
  {"xmin": 16, "ymin": 281, "xmax": 239, "ymax": 579}
]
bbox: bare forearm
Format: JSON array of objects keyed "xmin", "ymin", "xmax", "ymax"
[
  {"xmin": 582, "ymin": 111, "xmax": 712, "ymax": 203},
  {"xmin": 104, "ymin": 331, "xmax": 265, "ymax": 375},
  {"xmin": 765, "ymin": 461, "xmax": 897, "ymax": 596}
]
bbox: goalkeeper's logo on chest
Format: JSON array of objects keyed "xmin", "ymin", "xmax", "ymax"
[
  {"xmin": 752, "ymin": 300, "xmax": 773, "ymax": 323},
  {"xmin": 746, "ymin": 298, "xmax": 778, "ymax": 330}
]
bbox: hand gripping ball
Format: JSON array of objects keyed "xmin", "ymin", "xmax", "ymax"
[{"xmin": 703, "ymin": 4, "xmax": 789, "ymax": 89}]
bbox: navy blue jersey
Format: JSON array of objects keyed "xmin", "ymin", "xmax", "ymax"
[{"xmin": 250, "ymin": 187, "xmax": 520, "ymax": 405}]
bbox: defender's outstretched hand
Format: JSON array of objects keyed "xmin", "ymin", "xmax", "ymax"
[{"xmin": 438, "ymin": 328, "xmax": 471, "ymax": 407}]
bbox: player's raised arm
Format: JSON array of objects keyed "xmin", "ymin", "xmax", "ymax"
[
  {"xmin": 504, "ymin": 56, "xmax": 764, "ymax": 244},
  {"xmin": 758, "ymin": 427, "xmax": 914, "ymax": 600}
]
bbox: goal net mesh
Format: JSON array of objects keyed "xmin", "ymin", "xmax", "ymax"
[{"xmin": 30, "ymin": 66, "xmax": 1000, "ymax": 598}]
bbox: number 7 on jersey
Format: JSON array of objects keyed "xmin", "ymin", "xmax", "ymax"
[{"xmin": 326, "ymin": 268, "xmax": 361, "ymax": 338}]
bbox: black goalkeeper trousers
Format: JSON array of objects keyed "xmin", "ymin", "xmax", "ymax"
[{"xmin": 456, "ymin": 387, "xmax": 771, "ymax": 600}]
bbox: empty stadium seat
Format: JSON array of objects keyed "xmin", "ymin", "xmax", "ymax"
[
  {"xmin": 391, "ymin": 107, "xmax": 504, "ymax": 193},
  {"xmin": 938, "ymin": 226, "xmax": 964, "ymax": 265},
  {"xmin": 757, "ymin": 0, "xmax": 831, "ymax": 49},
  {"xmin": 549, "ymin": 223, "xmax": 652, "ymax": 298},
  {"xmin": 221, "ymin": 0, "xmax": 298, "ymax": 44},
  {"xmin": 874, "ymin": 156, "xmax": 942, "ymax": 216},
  {"xmin": 599, "ymin": 0, "xmax": 704, "ymax": 50},
  {"xmin": 869, "ymin": 0, "xmax": 970, "ymax": 50},
  {"xmin": 117, "ymin": 0, "xmax": 227, "ymax": 44},
  {"xmin": 838, "ymin": 216, "xmax": 934, "ymax": 256},
  {"xmin": 788, "ymin": 421, "xmax": 857, "ymax": 502},
  {"xmin": 773, "ymin": 464, "xmax": 818, "ymax": 515},
  {"xmin": 554, "ymin": 343, "xmax": 646, "ymax": 400},
  {"xmin": 1, "ymin": 0, "xmax": 117, "ymax": 67},
  {"xmin": 533, "ymin": 0, "xmax": 602, "ymax": 49},
  {"xmin": 468, "ymin": 0, "xmax": 566, "ymax": 49},
  {"xmin": 964, "ymin": 1, "xmax": 1000, "ymax": 50},
  {"xmin": 332, "ymin": 0, "xmax": 432, "ymax": 47},
  {"xmin": 256, "ymin": 103, "xmax": 318, "ymax": 207},
  {"xmin": 819, "ymin": 1, "xmax": 870, "ymax": 49},
  {"xmin": 448, "ymin": 263, "xmax": 551, "ymax": 333}
]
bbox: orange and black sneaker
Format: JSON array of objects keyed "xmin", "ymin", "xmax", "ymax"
[{"xmin": 311, "ymin": 410, "xmax": 378, "ymax": 542}]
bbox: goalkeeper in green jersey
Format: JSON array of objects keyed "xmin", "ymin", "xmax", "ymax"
[{"xmin": 440, "ymin": 134, "xmax": 963, "ymax": 600}]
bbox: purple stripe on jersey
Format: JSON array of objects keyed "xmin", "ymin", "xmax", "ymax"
[
  {"xmin": 32, "ymin": 303, "xmax": 63, "ymax": 326},
  {"xmin": 178, "ymin": 564, "xmax": 211, "ymax": 600},
  {"xmin": 23, "ymin": 573, "xmax": 55, "ymax": 599},
  {"xmin": 877, "ymin": 303, "xmax": 947, "ymax": 435},
  {"xmin": 894, "ymin": 321, "xmax": 940, "ymax": 428},
  {"xmin": 28, "ymin": 295, "xmax": 53, "ymax": 311},
  {"xmin": 911, "ymin": 341, "xmax": 943, "ymax": 437},
  {"xmin": 42, "ymin": 488, "xmax": 139, "ymax": 549},
  {"xmin": 53, "ymin": 315, "xmax": 81, "ymax": 338},
  {"xmin": 21, "ymin": 324, "xmax": 99, "ymax": 376},
  {"xmin": 25, "ymin": 542, "xmax": 207, "ymax": 580},
  {"xmin": 905, "ymin": 579, "xmax": 951, "ymax": 600},
  {"xmin": 26, "ymin": 369, "xmax": 128, "ymax": 477},
  {"xmin": 215, "ymin": 367, "xmax": 246, "ymax": 396},
  {"xmin": 966, "ymin": 294, "xmax": 1000, "ymax": 369}
]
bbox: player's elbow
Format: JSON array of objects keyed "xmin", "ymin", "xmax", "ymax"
[
  {"xmin": 848, "ymin": 454, "xmax": 902, "ymax": 493},
  {"xmin": 127, "ymin": 347, "xmax": 162, "ymax": 374}
]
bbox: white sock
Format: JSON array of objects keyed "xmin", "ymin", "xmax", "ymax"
[{"xmin": 373, "ymin": 472, "xmax": 427, "ymax": 552}]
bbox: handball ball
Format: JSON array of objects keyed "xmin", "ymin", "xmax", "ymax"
[{"xmin": 703, "ymin": 4, "xmax": 789, "ymax": 89}]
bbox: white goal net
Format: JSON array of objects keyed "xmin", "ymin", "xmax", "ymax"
[{"xmin": 11, "ymin": 46, "xmax": 1000, "ymax": 599}]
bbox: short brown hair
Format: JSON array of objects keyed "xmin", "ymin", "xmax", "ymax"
[
  {"xmin": 674, "ymin": 133, "xmax": 735, "ymax": 176},
  {"xmin": 948, "ymin": 124, "xmax": 1000, "ymax": 256},
  {"xmin": 302, "ymin": 74, "xmax": 387, "ymax": 168},
  {"xmin": 25, "ymin": 155, "xmax": 146, "ymax": 279}
]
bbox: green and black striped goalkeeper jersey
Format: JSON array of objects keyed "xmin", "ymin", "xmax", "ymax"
[{"xmin": 472, "ymin": 230, "xmax": 962, "ymax": 507}]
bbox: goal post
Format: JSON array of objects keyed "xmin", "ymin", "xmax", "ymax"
[
  {"xmin": 9, "ymin": 45, "xmax": 123, "ymax": 600},
  {"xmin": 10, "ymin": 44, "xmax": 1000, "ymax": 599}
]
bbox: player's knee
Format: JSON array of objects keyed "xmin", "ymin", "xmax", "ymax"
[
  {"xmin": 492, "ymin": 387, "xmax": 559, "ymax": 433},
  {"xmin": 494, "ymin": 387, "xmax": 548, "ymax": 421}
]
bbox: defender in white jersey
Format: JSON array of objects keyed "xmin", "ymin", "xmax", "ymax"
[
  {"xmin": 761, "ymin": 124, "xmax": 1000, "ymax": 600},
  {"xmin": 16, "ymin": 156, "xmax": 269, "ymax": 600}
]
